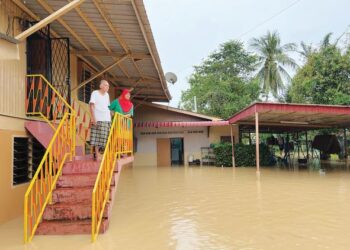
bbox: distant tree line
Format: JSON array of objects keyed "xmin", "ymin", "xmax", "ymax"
[{"xmin": 180, "ymin": 31, "xmax": 350, "ymax": 119}]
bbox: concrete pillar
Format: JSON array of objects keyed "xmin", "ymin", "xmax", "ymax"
[
  {"xmin": 231, "ymin": 125, "xmax": 235, "ymax": 168},
  {"xmin": 255, "ymin": 112, "xmax": 260, "ymax": 173}
]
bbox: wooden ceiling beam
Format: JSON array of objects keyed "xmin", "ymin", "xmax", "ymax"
[
  {"xmin": 120, "ymin": 85, "xmax": 161, "ymax": 90},
  {"xmin": 71, "ymin": 50, "xmax": 151, "ymax": 59},
  {"xmin": 118, "ymin": 64, "xmax": 130, "ymax": 78},
  {"xmin": 110, "ymin": 77, "xmax": 160, "ymax": 84},
  {"xmin": 134, "ymin": 95, "xmax": 167, "ymax": 99},
  {"xmin": 72, "ymin": 55, "xmax": 128, "ymax": 91},
  {"xmin": 71, "ymin": 0, "xmax": 130, "ymax": 79},
  {"xmin": 15, "ymin": 0, "xmax": 86, "ymax": 41},
  {"xmin": 36, "ymin": 0, "xmax": 106, "ymax": 68},
  {"xmin": 36, "ymin": 0, "xmax": 119, "ymax": 80},
  {"xmin": 92, "ymin": 0, "xmax": 130, "ymax": 53},
  {"xmin": 92, "ymin": 0, "xmax": 145, "ymax": 79},
  {"xmin": 36, "ymin": 0, "xmax": 89, "ymax": 50},
  {"xmin": 12, "ymin": 0, "xmax": 101, "ymax": 75}
]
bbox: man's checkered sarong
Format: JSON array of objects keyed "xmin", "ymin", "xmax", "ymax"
[{"xmin": 90, "ymin": 121, "xmax": 111, "ymax": 148}]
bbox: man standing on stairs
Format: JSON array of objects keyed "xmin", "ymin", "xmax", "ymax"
[{"xmin": 89, "ymin": 80, "xmax": 111, "ymax": 161}]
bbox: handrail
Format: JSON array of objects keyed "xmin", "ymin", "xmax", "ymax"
[
  {"xmin": 91, "ymin": 113, "xmax": 133, "ymax": 242},
  {"xmin": 27, "ymin": 74, "xmax": 73, "ymax": 112},
  {"xmin": 24, "ymin": 113, "xmax": 75, "ymax": 243},
  {"xmin": 24, "ymin": 75, "xmax": 76, "ymax": 243},
  {"xmin": 72, "ymin": 98, "xmax": 92, "ymax": 155}
]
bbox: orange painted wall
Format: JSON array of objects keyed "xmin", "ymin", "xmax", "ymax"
[{"xmin": 0, "ymin": 128, "xmax": 29, "ymax": 224}]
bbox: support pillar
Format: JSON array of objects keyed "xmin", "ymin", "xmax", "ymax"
[
  {"xmin": 249, "ymin": 129, "xmax": 252, "ymax": 145},
  {"xmin": 305, "ymin": 131, "xmax": 309, "ymax": 160},
  {"xmin": 231, "ymin": 125, "xmax": 235, "ymax": 168},
  {"xmin": 344, "ymin": 128, "xmax": 348, "ymax": 159},
  {"xmin": 255, "ymin": 112, "xmax": 260, "ymax": 173},
  {"xmin": 297, "ymin": 132, "xmax": 300, "ymax": 159}
]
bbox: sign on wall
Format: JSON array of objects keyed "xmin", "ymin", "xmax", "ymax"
[{"xmin": 140, "ymin": 130, "xmax": 204, "ymax": 136}]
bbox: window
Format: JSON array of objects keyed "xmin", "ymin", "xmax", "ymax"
[
  {"xmin": 78, "ymin": 68, "xmax": 98, "ymax": 104},
  {"xmin": 12, "ymin": 137, "xmax": 46, "ymax": 186},
  {"xmin": 220, "ymin": 136, "xmax": 232, "ymax": 143},
  {"xmin": 13, "ymin": 137, "xmax": 30, "ymax": 185},
  {"xmin": 32, "ymin": 138, "xmax": 45, "ymax": 178}
]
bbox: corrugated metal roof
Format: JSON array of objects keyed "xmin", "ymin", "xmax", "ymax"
[
  {"xmin": 229, "ymin": 102, "xmax": 350, "ymax": 130},
  {"xmin": 136, "ymin": 101, "xmax": 223, "ymax": 121},
  {"xmin": 19, "ymin": 0, "xmax": 171, "ymax": 102}
]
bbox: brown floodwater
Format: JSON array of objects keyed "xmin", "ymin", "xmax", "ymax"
[{"xmin": 1, "ymin": 165, "xmax": 350, "ymax": 250}]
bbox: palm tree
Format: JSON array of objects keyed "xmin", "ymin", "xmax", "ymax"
[
  {"xmin": 299, "ymin": 41, "xmax": 314, "ymax": 59},
  {"xmin": 250, "ymin": 31, "xmax": 298, "ymax": 100},
  {"xmin": 321, "ymin": 32, "xmax": 333, "ymax": 48}
]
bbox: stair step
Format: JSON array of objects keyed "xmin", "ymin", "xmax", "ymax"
[
  {"xmin": 36, "ymin": 156, "xmax": 134, "ymax": 236},
  {"xmin": 57, "ymin": 174, "xmax": 97, "ymax": 188},
  {"xmin": 52, "ymin": 184, "xmax": 115, "ymax": 203},
  {"xmin": 43, "ymin": 202, "xmax": 109, "ymax": 221},
  {"xmin": 73, "ymin": 154, "xmax": 94, "ymax": 161},
  {"xmin": 36, "ymin": 219, "xmax": 109, "ymax": 235},
  {"xmin": 57, "ymin": 173, "xmax": 116, "ymax": 188},
  {"xmin": 75, "ymin": 146, "xmax": 85, "ymax": 156},
  {"xmin": 52, "ymin": 187, "xmax": 93, "ymax": 203},
  {"xmin": 62, "ymin": 160, "xmax": 101, "ymax": 174}
]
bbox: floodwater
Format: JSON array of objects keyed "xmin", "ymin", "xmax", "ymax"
[{"xmin": 1, "ymin": 165, "xmax": 350, "ymax": 250}]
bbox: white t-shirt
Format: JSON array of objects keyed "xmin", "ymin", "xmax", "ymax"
[{"xmin": 89, "ymin": 90, "xmax": 111, "ymax": 122}]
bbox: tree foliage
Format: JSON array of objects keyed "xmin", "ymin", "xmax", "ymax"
[
  {"xmin": 287, "ymin": 35, "xmax": 350, "ymax": 105},
  {"xmin": 180, "ymin": 40, "xmax": 260, "ymax": 119},
  {"xmin": 249, "ymin": 31, "xmax": 298, "ymax": 100}
]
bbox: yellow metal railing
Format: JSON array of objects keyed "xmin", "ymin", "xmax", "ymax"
[
  {"xmin": 24, "ymin": 75, "xmax": 76, "ymax": 243},
  {"xmin": 72, "ymin": 98, "xmax": 92, "ymax": 155},
  {"xmin": 91, "ymin": 113, "xmax": 133, "ymax": 242}
]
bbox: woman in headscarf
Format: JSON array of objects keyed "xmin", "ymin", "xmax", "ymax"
[
  {"xmin": 109, "ymin": 89, "xmax": 134, "ymax": 156},
  {"xmin": 109, "ymin": 89, "xmax": 134, "ymax": 116}
]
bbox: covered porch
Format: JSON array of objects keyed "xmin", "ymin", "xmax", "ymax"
[{"xmin": 228, "ymin": 102, "xmax": 350, "ymax": 172}]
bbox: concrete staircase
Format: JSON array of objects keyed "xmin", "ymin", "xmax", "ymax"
[
  {"xmin": 35, "ymin": 155, "xmax": 133, "ymax": 235},
  {"xmin": 25, "ymin": 121, "xmax": 85, "ymax": 155},
  {"xmin": 25, "ymin": 121, "xmax": 54, "ymax": 148},
  {"xmin": 25, "ymin": 120, "xmax": 134, "ymax": 236}
]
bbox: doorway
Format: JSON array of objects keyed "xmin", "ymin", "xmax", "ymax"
[
  {"xmin": 170, "ymin": 138, "xmax": 184, "ymax": 166},
  {"xmin": 157, "ymin": 138, "xmax": 171, "ymax": 166},
  {"xmin": 26, "ymin": 23, "xmax": 71, "ymax": 105}
]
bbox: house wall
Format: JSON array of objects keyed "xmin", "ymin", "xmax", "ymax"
[
  {"xmin": 0, "ymin": 129, "xmax": 29, "ymax": 224},
  {"xmin": 0, "ymin": 0, "xmax": 32, "ymax": 224},
  {"xmin": 133, "ymin": 105, "xmax": 210, "ymax": 166},
  {"xmin": 0, "ymin": 0, "xmax": 28, "ymax": 118},
  {"xmin": 134, "ymin": 126, "xmax": 209, "ymax": 166},
  {"xmin": 209, "ymin": 125, "xmax": 240, "ymax": 144},
  {"xmin": 0, "ymin": 0, "xmax": 87, "ymax": 223},
  {"xmin": 133, "ymin": 105, "xmax": 239, "ymax": 166}
]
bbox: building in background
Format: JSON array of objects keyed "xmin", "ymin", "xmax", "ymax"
[{"xmin": 133, "ymin": 102, "xmax": 238, "ymax": 166}]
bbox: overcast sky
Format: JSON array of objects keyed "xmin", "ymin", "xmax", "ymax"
[{"xmin": 144, "ymin": 0, "xmax": 350, "ymax": 107}]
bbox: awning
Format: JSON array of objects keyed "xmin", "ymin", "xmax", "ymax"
[
  {"xmin": 228, "ymin": 102, "xmax": 350, "ymax": 132},
  {"xmin": 14, "ymin": 0, "xmax": 171, "ymax": 102},
  {"xmin": 134, "ymin": 121, "xmax": 229, "ymax": 128}
]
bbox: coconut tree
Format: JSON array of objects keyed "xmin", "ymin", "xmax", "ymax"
[
  {"xmin": 250, "ymin": 31, "xmax": 298, "ymax": 100},
  {"xmin": 299, "ymin": 41, "xmax": 314, "ymax": 59}
]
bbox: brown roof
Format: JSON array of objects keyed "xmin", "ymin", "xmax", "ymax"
[
  {"xmin": 136, "ymin": 101, "xmax": 223, "ymax": 121},
  {"xmin": 229, "ymin": 102, "xmax": 350, "ymax": 132},
  {"xmin": 17, "ymin": 0, "xmax": 171, "ymax": 102}
]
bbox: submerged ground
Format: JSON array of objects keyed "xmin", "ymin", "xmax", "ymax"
[{"xmin": 1, "ymin": 165, "xmax": 350, "ymax": 250}]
